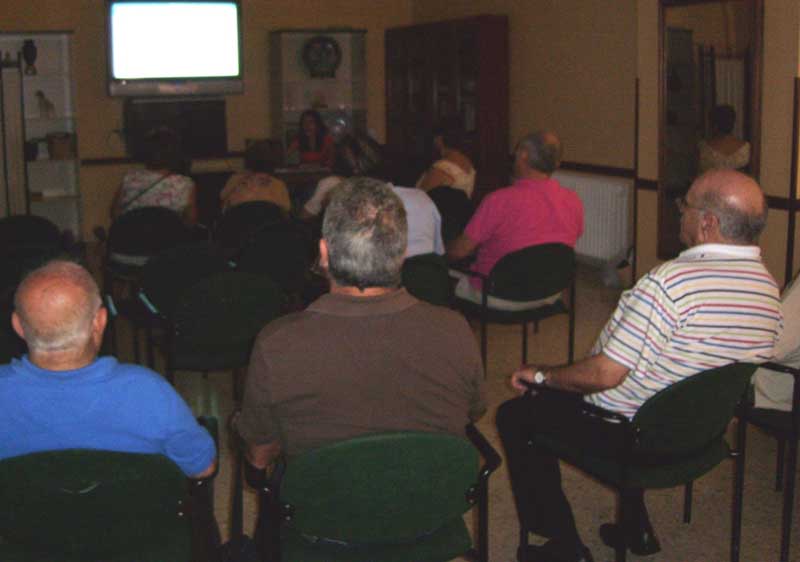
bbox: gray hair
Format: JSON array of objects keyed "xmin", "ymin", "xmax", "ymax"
[
  {"xmin": 518, "ymin": 131, "xmax": 562, "ymax": 175},
  {"xmin": 698, "ymin": 190, "xmax": 768, "ymax": 244},
  {"xmin": 14, "ymin": 260, "xmax": 102, "ymax": 353},
  {"xmin": 322, "ymin": 177, "xmax": 408, "ymax": 290}
]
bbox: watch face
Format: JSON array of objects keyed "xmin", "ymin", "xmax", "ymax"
[{"xmin": 302, "ymin": 35, "xmax": 342, "ymax": 78}]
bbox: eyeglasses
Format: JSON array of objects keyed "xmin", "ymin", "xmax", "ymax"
[{"xmin": 675, "ymin": 196, "xmax": 705, "ymax": 214}]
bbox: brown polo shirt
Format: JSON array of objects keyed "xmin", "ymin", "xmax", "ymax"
[{"xmin": 237, "ymin": 288, "xmax": 486, "ymax": 459}]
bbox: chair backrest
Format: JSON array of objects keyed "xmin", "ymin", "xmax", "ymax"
[
  {"xmin": 213, "ymin": 201, "xmax": 287, "ymax": 256},
  {"xmin": 489, "ymin": 243, "xmax": 576, "ymax": 301},
  {"xmin": 0, "ymin": 214, "xmax": 62, "ymax": 255},
  {"xmin": 235, "ymin": 224, "xmax": 311, "ymax": 295},
  {"xmin": 172, "ymin": 271, "xmax": 284, "ymax": 353},
  {"xmin": 631, "ymin": 362, "xmax": 757, "ymax": 458},
  {"xmin": 140, "ymin": 242, "xmax": 232, "ymax": 317},
  {"xmin": 427, "ymin": 186, "xmax": 474, "ymax": 243},
  {"xmin": 402, "ymin": 252, "xmax": 452, "ymax": 306},
  {"xmin": 280, "ymin": 431, "xmax": 478, "ymax": 545},
  {"xmin": 108, "ymin": 206, "xmax": 190, "ymax": 258},
  {"xmin": 0, "ymin": 449, "xmax": 191, "ymax": 559}
]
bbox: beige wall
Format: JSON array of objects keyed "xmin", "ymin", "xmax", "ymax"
[
  {"xmin": 666, "ymin": 1, "xmax": 754, "ymax": 57},
  {"xmin": 411, "ymin": 0, "xmax": 637, "ymax": 169},
  {"xmin": 0, "ymin": 0, "xmax": 414, "ymax": 238}
]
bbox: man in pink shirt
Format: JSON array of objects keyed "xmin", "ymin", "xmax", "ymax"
[{"xmin": 447, "ymin": 131, "xmax": 584, "ymax": 307}]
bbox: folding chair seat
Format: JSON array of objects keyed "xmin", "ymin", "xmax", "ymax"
[
  {"xmin": 401, "ymin": 252, "xmax": 452, "ymax": 306},
  {"xmin": 249, "ymin": 424, "xmax": 501, "ymax": 562},
  {"xmin": 453, "ymin": 243, "xmax": 576, "ymax": 369},
  {"xmin": 520, "ymin": 362, "xmax": 757, "ymax": 562},
  {"xmin": 0, "ymin": 448, "xmax": 217, "ymax": 562}
]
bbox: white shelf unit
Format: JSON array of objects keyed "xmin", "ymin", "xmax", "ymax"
[
  {"xmin": 269, "ymin": 29, "xmax": 367, "ymax": 160},
  {"xmin": 0, "ymin": 32, "xmax": 81, "ymax": 239}
]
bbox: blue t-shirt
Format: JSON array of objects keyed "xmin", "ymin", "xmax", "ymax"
[{"xmin": 0, "ymin": 356, "xmax": 215, "ymax": 476}]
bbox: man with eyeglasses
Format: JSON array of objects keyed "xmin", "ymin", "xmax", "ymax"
[{"xmin": 497, "ymin": 169, "xmax": 782, "ymax": 562}]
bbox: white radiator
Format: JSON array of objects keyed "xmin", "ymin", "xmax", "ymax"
[{"xmin": 552, "ymin": 170, "xmax": 633, "ymax": 265}]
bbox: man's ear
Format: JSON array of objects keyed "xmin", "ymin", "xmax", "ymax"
[
  {"xmin": 92, "ymin": 307, "xmax": 108, "ymax": 341},
  {"xmin": 11, "ymin": 312, "xmax": 24, "ymax": 340}
]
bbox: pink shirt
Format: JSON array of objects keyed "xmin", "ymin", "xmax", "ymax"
[{"xmin": 464, "ymin": 177, "xmax": 584, "ymax": 287}]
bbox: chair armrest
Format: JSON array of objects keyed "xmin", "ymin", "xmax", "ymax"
[
  {"xmin": 449, "ymin": 261, "xmax": 485, "ymax": 280},
  {"xmin": 466, "ymin": 423, "xmax": 502, "ymax": 477},
  {"xmin": 760, "ymin": 361, "xmax": 800, "ymax": 378}
]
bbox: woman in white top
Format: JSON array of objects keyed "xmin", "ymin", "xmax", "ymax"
[
  {"xmin": 415, "ymin": 123, "xmax": 476, "ymax": 198},
  {"xmin": 112, "ymin": 127, "xmax": 197, "ymax": 225},
  {"xmin": 697, "ymin": 105, "xmax": 751, "ymax": 174}
]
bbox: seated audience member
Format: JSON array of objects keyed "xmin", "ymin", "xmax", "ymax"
[
  {"xmin": 302, "ymin": 133, "xmax": 444, "ymax": 257},
  {"xmin": 286, "ymin": 109, "xmax": 335, "ymax": 168},
  {"xmin": 697, "ymin": 104, "xmax": 751, "ymax": 174},
  {"xmin": 112, "ymin": 126, "xmax": 197, "ymax": 224},
  {"xmin": 0, "ymin": 260, "xmax": 216, "ymax": 478},
  {"xmin": 416, "ymin": 121, "xmax": 476, "ymax": 198},
  {"xmin": 237, "ymin": 178, "xmax": 485, "ymax": 468},
  {"xmin": 753, "ymin": 271, "xmax": 800, "ymax": 411},
  {"xmin": 220, "ymin": 140, "xmax": 291, "ymax": 213},
  {"xmin": 447, "ymin": 130, "xmax": 583, "ymax": 307},
  {"xmin": 498, "ymin": 169, "xmax": 782, "ymax": 562}
]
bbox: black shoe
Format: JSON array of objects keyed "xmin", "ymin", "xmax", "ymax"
[
  {"xmin": 517, "ymin": 539, "xmax": 595, "ymax": 562},
  {"xmin": 599, "ymin": 523, "xmax": 661, "ymax": 556}
]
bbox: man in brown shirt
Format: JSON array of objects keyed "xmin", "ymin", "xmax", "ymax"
[{"xmin": 237, "ymin": 177, "xmax": 485, "ymax": 468}]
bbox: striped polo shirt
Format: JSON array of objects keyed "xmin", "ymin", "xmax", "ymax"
[{"xmin": 586, "ymin": 243, "xmax": 783, "ymax": 419}]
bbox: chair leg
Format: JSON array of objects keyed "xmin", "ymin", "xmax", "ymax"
[
  {"xmin": 776, "ymin": 438, "xmax": 786, "ymax": 491},
  {"xmin": 521, "ymin": 322, "xmax": 528, "ymax": 365},
  {"xmin": 731, "ymin": 418, "xmax": 747, "ymax": 562},
  {"xmin": 567, "ymin": 280, "xmax": 576, "ymax": 364},
  {"xmin": 779, "ymin": 438, "xmax": 797, "ymax": 562},
  {"xmin": 683, "ymin": 481, "xmax": 693, "ymax": 523},
  {"xmin": 615, "ymin": 494, "xmax": 628, "ymax": 562},
  {"xmin": 480, "ymin": 318, "xmax": 487, "ymax": 374},
  {"xmin": 132, "ymin": 326, "xmax": 141, "ymax": 364},
  {"xmin": 518, "ymin": 527, "xmax": 529, "ymax": 562}
]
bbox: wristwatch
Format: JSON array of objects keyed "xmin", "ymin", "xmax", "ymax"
[{"xmin": 533, "ymin": 371, "xmax": 548, "ymax": 385}]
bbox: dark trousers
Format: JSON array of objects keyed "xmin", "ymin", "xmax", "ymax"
[{"xmin": 496, "ymin": 391, "xmax": 652, "ymax": 543}]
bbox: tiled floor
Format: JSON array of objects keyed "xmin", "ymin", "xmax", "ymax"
[{"xmin": 109, "ymin": 263, "xmax": 799, "ymax": 562}]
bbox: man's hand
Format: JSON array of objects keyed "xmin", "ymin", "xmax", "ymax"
[{"xmin": 510, "ymin": 365, "xmax": 537, "ymax": 394}]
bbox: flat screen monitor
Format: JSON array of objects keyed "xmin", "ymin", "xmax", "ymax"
[{"xmin": 107, "ymin": 0, "xmax": 243, "ymax": 96}]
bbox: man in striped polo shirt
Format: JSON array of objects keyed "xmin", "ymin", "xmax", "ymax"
[{"xmin": 497, "ymin": 169, "xmax": 782, "ymax": 562}]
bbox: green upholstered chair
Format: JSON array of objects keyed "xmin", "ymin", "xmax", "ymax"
[
  {"xmin": 0, "ymin": 450, "xmax": 203, "ymax": 562},
  {"xmin": 165, "ymin": 271, "xmax": 284, "ymax": 402},
  {"xmin": 741, "ymin": 361, "xmax": 800, "ymax": 562},
  {"xmin": 453, "ymin": 243, "xmax": 576, "ymax": 370},
  {"xmin": 402, "ymin": 252, "xmax": 453, "ymax": 307},
  {"xmin": 522, "ymin": 362, "xmax": 757, "ymax": 562},
  {"xmin": 251, "ymin": 425, "xmax": 501, "ymax": 562}
]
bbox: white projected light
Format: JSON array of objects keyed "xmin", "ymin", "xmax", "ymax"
[{"xmin": 107, "ymin": 1, "xmax": 243, "ymax": 96}]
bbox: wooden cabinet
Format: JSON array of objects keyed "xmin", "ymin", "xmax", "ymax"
[
  {"xmin": 385, "ymin": 15, "xmax": 508, "ymax": 194},
  {"xmin": 0, "ymin": 32, "xmax": 81, "ymax": 238}
]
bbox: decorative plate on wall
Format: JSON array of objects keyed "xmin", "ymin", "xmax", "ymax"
[{"xmin": 302, "ymin": 35, "xmax": 342, "ymax": 78}]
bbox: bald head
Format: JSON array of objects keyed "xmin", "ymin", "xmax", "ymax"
[
  {"xmin": 689, "ymin": 169, "xmax": 767, "ymax": 245},
  {"xmin": 13, "ymin": 261, "xmax": 103, "ymax": 355},
  {"xmin": 518, "ymin": 131, "xmax": 563, "ymax": 175}
]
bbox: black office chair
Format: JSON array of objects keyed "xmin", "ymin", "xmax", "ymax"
[
  {"xmin": 402, "ymin": 252, "xmax": 452, "ymax": 306},
  {"xmin": 248, "ymin": 424, "xmax": 501, "ymax": 562},
  {"xmin": 0, "ymin": 214, "xmax": 62, "ymax": 256},
  {"xmin": 741, "ymin": 361, "xmax": 800, "ymax": 562},
  {"xmin": 453, "ymin": 243, "xmax": 576, "ymax": 370},
  {"xmin": 102, "ymin": 207, "xmax": 191, "ymax": 299},
  {"xmin": 520, "ymin": 362, "xmax": 757, "ymax": 562}
]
